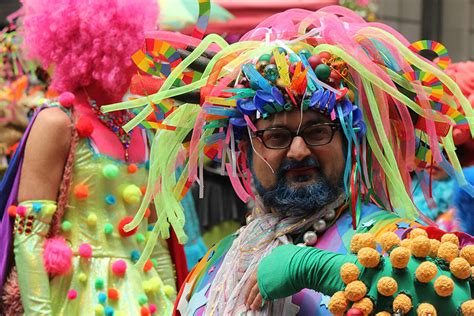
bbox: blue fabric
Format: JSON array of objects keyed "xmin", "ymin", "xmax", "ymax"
[
  {"xmin": 453, "ymin": 166, "xmax": 474, "ymax": 235},
  {"xmin": 412, "ymin": 176, "xmax": 455, "ymax": 220}
]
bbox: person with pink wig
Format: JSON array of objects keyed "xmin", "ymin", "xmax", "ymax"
[{"xmin": 0, "ymin": 0, "xmax": 185, "ymax": 314}]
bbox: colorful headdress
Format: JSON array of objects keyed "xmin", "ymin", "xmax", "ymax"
[{"xmin": 103, "ymin": 5, "xmax": 474, "ymax": 267}]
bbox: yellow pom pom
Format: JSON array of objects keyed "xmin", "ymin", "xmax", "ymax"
[
  {"xmin": 450, "ymin": 257, "xmax": 471, "ymax": 280},
  {"xmin": 379, "ymin": 232, "xmax": 400, "ymax": 252},
  {"xmin": 415, "ymin": 261, "xmax": 438, "ymax": 283},
  {"xmin": 417, "ymin": 303, "xmax": 437, "ymax": 316},
  {"xmin": 350, "ymin": 233, "xmax": 376, "ymax": 253},
  {"xmin": 410, "ymin": 228, "xmax": 428, "ymax": 239},
  {"xmin": 328, "ymin": 291, "xmax": 348, "ymax": 315},
  {"xmin": 393, "ymin": 293, "xmax": 412, "ymax": 314},
  {"xmin": 377, "ymin": 276, "xmax": 398, "ymax": 296},
  {"xmin": 400, "ymin": 238, "xmax": 412, "ymax": 248},
  {"xmin": 340, "ymin": 263, "xmax": 360, "ymax": 284},
  {"xmin": 460, "ymin": 245, "xmax": 474, "ymax": 265},
  {"xmin": 149, "ymin": 277, "xmax": 162, "ymax": 293},
  {"xmin": 44, "ymin": 204, "xmax": 57, "ymax": 216},
  {"xmin": 163, "ymin": 285, "xmax": 175, "ymax": 297},
  {"xmin": 122, "ymin": 184, "xmax": 143, "ymax": 204},
  {"xmin": 95, "ymin": 305, "xmax": 105, "ymax": 315},
  {"xmin": 357, "ymin": 247, "xmax": 380, "ymax": 268},
  {"xmin": 344, "ymin": 280, "xmax": 367, "ymax": 302},
  {"xmin": 437, "ymin": 242, "xmax": 459, "ymax": 263},
  {"xmin": 375, "ymin": 312, "xmax": 391, "ymax": 316},
  {"xmin": 352, "ymin": 297, "xmax": 373, "ymax": 315},
  {"xmin": 411, "ymin": 236, "xmax": 431, "ymax": 258},
  {"xmin": 440, "ymin": 233, "xmax": 459, "ymax": 246},
  {"xmin": 78, "ymin": 273, "xmax": 88, "ymax": 283},
  {"xmin": 461, "ymin": 300, "xmax": 474, "ymax": 316},
  {"xmin": 390, "ymin": 247, "xmax": 411, "ymax": 269},
  {"xmin": 87, "ymin": 213, "xmax": 97, "ymax": 226},
  {"xmin": 429, "ymin": 239, "xmax": 441, "ymax": 258},
  {"xmin": 434, "ymin": 275, "xmax": 454, "ymax": 297},
  {"xmin": 142, "ymin": 281, "xmax": 152, "ymax": 294}
]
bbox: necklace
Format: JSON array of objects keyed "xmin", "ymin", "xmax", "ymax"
[{"xmin": 90, "ymin": 100, "xmax": 133, "ymax": 161}]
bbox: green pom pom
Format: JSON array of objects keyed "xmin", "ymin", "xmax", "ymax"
[
  {"xmin": 137, "ymin": 294, "xmax": 148, "ymax": 305},
  {"xmin": 136, "ymin": 233, "xmax": 145, "ymax": 243},
  {"xmin": 95, "ymin": 277, "xmax": 104, "ymax": 290},
  {"xmin": 315, "ymin": 64, "xmax": 331, "ymax": 81},
  {"xmin": 258, "ymin": 54, "xmax": 272, "ymax": 62},
  {"xmin": 102, "ymin": 164, "xmax": 120, "ymax": 179},
  {"xmin": 61, "ymin": 221, "xmax": 72, "ymax": 231},
  {"xmin": 104, "ymin": 223, "xmax": 114, "ymax": 235},
  {"xmin": 299, "ymin": 49, "xmax": 312, "ymax": 59}
]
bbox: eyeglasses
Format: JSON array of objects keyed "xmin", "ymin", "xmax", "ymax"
[{"xmin": 254, "ymin": 123, "xmax": 338, "ymax": 149}]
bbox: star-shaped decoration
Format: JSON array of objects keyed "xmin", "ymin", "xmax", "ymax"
[
  {"xmin": 320, "ymin": 295, "xmax": 331, "ymax": 309},
  {"xmin": 361, "ymin": 219, "xmax": 376, "ymax": 229},
  {"xmin": 396, "ymin": 221, "xmax": 410, "ymax": 229},
  {"xmin": 185, "ymin": 283, "xmax": 211, "ymax": 315}
]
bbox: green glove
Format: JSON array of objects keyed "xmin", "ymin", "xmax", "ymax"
[{"xmin": 257, "ymin": 233, "xmax": 473, "ymax": 315}]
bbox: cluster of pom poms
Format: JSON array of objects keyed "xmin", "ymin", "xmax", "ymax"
[{"xmin": 328, "ymin": 230, "xmax": 474, "ymax": 315}]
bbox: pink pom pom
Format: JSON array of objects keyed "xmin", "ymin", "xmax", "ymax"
[
  {"xmin": 16, "ymin": 206, "xmax": 26, "ymax": 217},
  {"xmin": 78, "ymin": 243, "xmax": 93, "ymax": 258},
  {"xmin": 111, "ymin": 260, "xmax": 127, "ymax": 276},
  {"xmin": 43, "ymin": 237, "xmax": 73, "ymax": 275},
  {"xmin": 67, "ymin": 289, "xmax": 77, "ymax": 300},
  {"xmin": 149, "ymin": 304, "xmax": 157, "ymax": 314},
  {"xmin": 58, "ymin": 92, "xmax": 75, "ymax": 108}
]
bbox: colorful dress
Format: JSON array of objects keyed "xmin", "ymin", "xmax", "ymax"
[
  {"xmin": 175, "ymin": 204, "xmax": 421, "ymax": 315},
  {"xmin": 45, "ymin": 134, "xmax": 176, "ymax": 315}
]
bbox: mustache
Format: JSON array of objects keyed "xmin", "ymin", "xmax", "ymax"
[{"xmin": 279, "ymin": 157, "xmax": 321, "ymax": 173}]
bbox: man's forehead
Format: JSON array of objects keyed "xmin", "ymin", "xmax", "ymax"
[{"xmin": 255, "ymin": 109, "xmax": 331, "ymax": 129}]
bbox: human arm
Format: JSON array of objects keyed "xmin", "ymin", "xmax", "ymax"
[{"xmin": 13, "ymin": 107, "xmax": 71, "ymax": 315}]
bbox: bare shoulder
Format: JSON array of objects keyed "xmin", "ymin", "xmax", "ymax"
[{"xmin": 34, "ymin": 107, "xmax": 72, "ymax": 133}]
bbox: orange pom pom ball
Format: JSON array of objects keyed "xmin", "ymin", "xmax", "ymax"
[
  {"xmin": 461, "ymin": 300, "xmax": 474, "ymax": 316},
  {"xmin": 393, "ymin": 293, "xmax": 412, "ymax": 314},
  {"xmin": 416, "ymin": 303, "xmax": 437, "ymax": 316},
  {"xmin": 411, "ymin": 236, "xmax": 431, "ymax": 258},
  {"xmin": 340, "ymin": 263, "xmax": 360, "ymax": 285},
  {"xmin": 357, "ymin": 247, "xmax": 380, "ymax": 268},
  {"xmin": 415, "ymin": 261, "xmax": 438, "ymax": 283},
  {"xmin": 390, "ymin": 247, "xmax": 411, "ymax": 269},
  {"xmin": 429, "ymin": 239, "xmax": 441, "ymax": 258},
  {"xmin": 344, "ymin": 281, "xmax": 367, "ymax": 302},
  {"xmin": 328, "ymin": 291, "xmax": 348, "ymax": 315},
  {"xmin": 107, "ymin": 288, "xmax": 120, "ymax": 300},
  {"xmin": 437, "ymin": 242, "xmax": 459, "ymax": 263},
  {"xmin": 73, "ymin": 184, "xmax": 89, "ymax": 200},
  {"xmin": 352, "ymin": 297, "xmax": 373, "ymax": 315},
  {"xmin": 440, "ymin": 233, "xmax": 459, "ymax": 246},
  {"xmin": 377, "ymin": 276, "xmax": 398, "ymax": 296},
  {"xmin": 460, "ymin": 245, "xmax": 474, "ymax": 265},
  {"xmin": 128, "ymin": 163, "xmax": 138, "ymax": 174},
  {"xmin": 400, "ymin": 239, "xmax": 412, "ymax": 248},
  {"xmin": 450, "ymin": 257, "xmax": 471, "ymax": 280},
  {"xmin": 434, "ymin": 275, "xmax": 454, "ymax": 297},
  {"xmin": 143, "ymin": 259, "xmax": 154, "ymax": 272},
  {"xmin": 75, "ymin": 116, "xmax": 94, "ymax": 138},
  {"xmin": 379, "ymin": 232, "xmax": 400, "ymax": 252},
  {"xmin": 350, "ymin": 233, "xmax": 376, "ymax": 253},
  {"xmin": 410, "ymin": 228, "xmax": 428, "ymax": 239}
]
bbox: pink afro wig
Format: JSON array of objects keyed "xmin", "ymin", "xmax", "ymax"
[{"xmin": 21, "ymin": 0, "xmax": 158, "ymax": 98}]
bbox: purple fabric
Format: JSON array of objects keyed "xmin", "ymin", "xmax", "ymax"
[{"xmin": 0, "ymin": 107, "xmax": 45, "ymax": 292}]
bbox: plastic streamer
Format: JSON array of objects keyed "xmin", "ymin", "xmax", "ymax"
[{"xmin": 192, "ymin": 0, "xmax": 211, "ymax": 39}]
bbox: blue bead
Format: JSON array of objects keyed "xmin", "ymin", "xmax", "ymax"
[
  {"xmin": 98, "ymin": 292, "xmax": 107, "ymax": 304},
  {"xmin": 147, "ymin": 224, "xmax": 154, "ymax": 232},
  {"xmin": 32, "ymin": 202, "xmax": 42, "ymax": 213},
  {"xmin": 105, "ymin": 195, "xmax": 116, "ymax": 205},
  {"xmin": 130, "ymin": 250, "xmax": 141, "ymax": 262},
  {"xmin": 104, "ymin": 306, "xmax": 114, "ymax": 316},
  {"xmin": 145, "ymin": 161, "xmax": 150, "ymax": 170}
]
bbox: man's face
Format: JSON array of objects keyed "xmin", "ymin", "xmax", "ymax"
[{"xmin": 242, "ymin": 109, "xmax": 346, "ymax": 215}]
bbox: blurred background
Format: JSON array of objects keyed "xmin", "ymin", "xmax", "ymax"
[{"xmin": 0, "ymin": 0, "xmax": 472, "ymax": 62}]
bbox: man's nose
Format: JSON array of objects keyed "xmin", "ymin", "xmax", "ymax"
[{"xmin": 286, "ymin": 136, "xmax": 312, "ymax": 161}]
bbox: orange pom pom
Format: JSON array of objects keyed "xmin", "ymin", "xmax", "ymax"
[
  {"xmin": 379, "ymin": 232, "xmax": 400, "ymax": 252},
  {"xmin": 429, "ymin": 239, "xmax": 441, "ymax": 258},
  {"xmin": 400, "ymin": 238, "xmax": 412, "ymax": 248},
  {"xmin": 375, "ymin": 312, "xmax": 391, "ymax": 316},
  {"xmin": 352, "ymin": 297, "xmax": 373, "ymax": 315},
  {"xmin": 144, "ymin": 208, "xmax": 151, "ymax": 218},
  {"xmin": 328, "ymin": 291, "xmax": 348, "ymax": 315},
  {"xmin": 340, "ymin": 263, "xmax": 360, "ymax": 284},
  {"xmin": 460, "ymin": 245, "xmax": 474, "ymax": 265},
  {"xmin": 411, "ymin": 236, "xmax": 431, "ymax": 258},
  {"xmin": 390, "ymin": 247, "xmax": 411, "ymax": 269},
  {"xmin": 410, "ymin": 228, "xmax": 428, "ymax": 239},
  {"xmin": 434, "ymin": 275, "xmax": 454, "ymax": 297},
  {"xmin": 344, "ymin": 281, "xmax": 367, "ymax": 302},
  {"xmin": 140, "ymin": 185, "xmax": 147, "ymax": 195},
  {"xmin": 440, "ymin": 233, "xmax": 459, "ymax": 246},
  {"xmin": 415, "ymin": 261, "xmax": 438, "ymax": 283},
  {"xmin": 357, "ymin": 247, "xmax": 380, "ymax": 268},
  {"xmin": 107, "ymin": 288, "xmax": 120, "ymax": 300},
  {"xmin": 350, "ymin": 233, "xmax": 376, "ymax": 253},
  {"xmin": 128, "ymin": 163, "xmax": 138, "ymax": 174},
  {"xmin": 377, "ymin": 277, "xmax": 398, "ymax": 296},
  {"xmin": 450, "ymin": 257, "xmax": 471, "ymax": 279},
  {"xmin": 393, "ymin": 293, "xmax": 412, "ymax": 314},
  {"xmin": 461, "ymin": 300, "xmax": 474, "ymax": 316},
  {"xmin": 437, "ymin": 242, "xmax": 458, "ymax": 263},
  {"xmin": 143, "ymin": 259, "xmax": 153, "ymax": 272},
  {"xmin": 73, "ymin": 184, "xmax": 89, "ymax": 200},
  {"xmin": 417, "ymin": 303, "xmax": 437, "ymax": 316},
  {"xmin": 7, "ymin": 205, "xmax": 17, "ymax": 217},
  {"xmin": 140, "ymin": 306, "xmax": 150, "ymax": 316}
]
